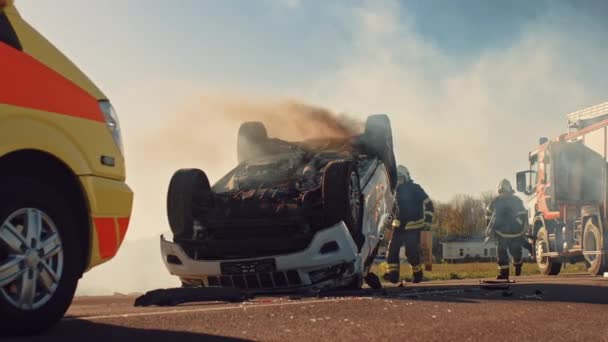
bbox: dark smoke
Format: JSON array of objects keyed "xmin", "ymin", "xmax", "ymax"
[{"xmin": 275, "ymin": 100, "xmax": 363, "ymax": 139}]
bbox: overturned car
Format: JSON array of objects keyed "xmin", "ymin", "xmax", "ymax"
[{"xmin": 160, "ymin": 114, "xmax": 398, "ymax": 293}]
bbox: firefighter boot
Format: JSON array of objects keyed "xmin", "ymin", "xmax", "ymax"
[
  {"xmin": 496, "ymin": 267, "xmax": 509, "ymax": 280},
  {"xmin": 514, "ymin": 261, "xmax": 523, "ymax": 276},
  {"xmin": 515, "ymin": 265, "xmax": 522, "ymax": 276},
  {"xmin": 383, "ymin": 271, "xmax": 400, "ymax": 284},
  {"xmin": 412, "ymin": 270, "xmax": 423, "ymax": 284}
]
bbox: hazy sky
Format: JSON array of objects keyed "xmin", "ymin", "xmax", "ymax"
[{"xmin": 15, "ymin": 0, "xmax": 608, "ymax": 293}]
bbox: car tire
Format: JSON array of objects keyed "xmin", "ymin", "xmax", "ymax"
[
  {"xmin": 322, "ymin": 160, "xmax": 364, "ymax": 249},
  {"xmin": 583, "ymin": 219, "xmax": 606, "ymax": 276},
  {"xmin": 0, "ymin": 177, "xmax": 81, "ymax": 336},
  {"xmin": 364, "ymin": 114, "xmax": 397, "ymax": 189},
  {"xmin": 535, "ymin": 226, "xmax": 561, "ymax": 276},
  {"xmin": 237, "ymin": 121, "xmax": 269, "ymax": 163},
  {"xmin": 167, "ymin": 169, "xmax": 211, "ymax": 240}
]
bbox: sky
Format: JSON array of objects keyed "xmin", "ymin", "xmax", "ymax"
[{"xmin": 14, "ymin": 0, "xmax": 608, "ymax": 294}]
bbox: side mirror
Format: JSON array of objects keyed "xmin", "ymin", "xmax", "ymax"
[
  {"xmin": 516, "ymin": 170, "xmax": 536, "ymax": 195},
  {"xmin": 516, "ymin": 171, "xmax": 528, "ymax": 193}
]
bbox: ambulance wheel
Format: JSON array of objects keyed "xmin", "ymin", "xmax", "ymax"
[
  {"xmin": 167, "ymin": 169, "xmax": 211, "ymax": 240},
  {"xmin": 0, "ymin": 177, "xmax": 81, "ymax": 336},
  {"xmin": 583, "ymin": 220, "xmax": 607, "ymax": 276},
  {"xmin": 535, "ymin": 226, "xmax": 561, "ymax": 276}
]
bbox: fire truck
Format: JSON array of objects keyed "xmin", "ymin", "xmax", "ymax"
[{"xmin": 516, "ymin": 101, "xmax": 608, "ymax": 276}]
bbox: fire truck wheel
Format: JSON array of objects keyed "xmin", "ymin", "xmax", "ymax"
[
  {"xmin": 167, "ymin": 168, "xmax": 211, "ymax": 240},
  {"xmin": 535, "ymin": 226, "xmax": 562, "ymax": 276},
  {"xmin": 583, "ymin": 220, "xmax": 606, "ymax": 276},
  {"xmin": 0, "ymin": 177, "xmax": 81, "ymax": 336}
]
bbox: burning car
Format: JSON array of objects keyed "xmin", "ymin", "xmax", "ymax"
[{"xmin": 160, "ymin": 114, "xmax": 397, "ymax": 293}]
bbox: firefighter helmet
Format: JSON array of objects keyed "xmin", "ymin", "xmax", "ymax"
[
  {"xmin": 397, "ymin": 165, "xmax": 410, "ymax": 183},
  {"xmin": 497, "ymin": 178, "xmax": 514, "ymax": 194}
]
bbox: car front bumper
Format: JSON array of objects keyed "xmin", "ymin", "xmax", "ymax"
[{"xmin": 160, "ymin": 221, "xmax": 362, "ymax": 293}]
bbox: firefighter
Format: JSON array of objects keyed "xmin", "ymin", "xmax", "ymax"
[
  {"xmin": 384, "ymin": 165, "xmax": 434, "ymax": 284},
  {"xmin": 486, "ymin": 179, "xmax": 531, "ymax": 280}
]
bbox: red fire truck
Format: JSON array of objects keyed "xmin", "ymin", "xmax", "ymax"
[{"xmin": 516, "ymin": 101, "xmax": 608, "ymax": 276}]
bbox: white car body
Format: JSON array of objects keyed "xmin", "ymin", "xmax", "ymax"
[{"xmin": 160, "ymin": 160, "xmax": 395, "ymax": 293}]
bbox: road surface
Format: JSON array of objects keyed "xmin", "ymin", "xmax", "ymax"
[{"xmin": 17, "ymin": 274, "xmax": 608, "ymax": 341}]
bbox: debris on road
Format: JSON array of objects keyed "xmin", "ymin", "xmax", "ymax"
[
  {"xmin": 478, "ymin": 279, "xmax": 513, "ymax": 290},
  {"xmin": 134, "ymin": 287, "xmax": 250, "ymax": 307}
]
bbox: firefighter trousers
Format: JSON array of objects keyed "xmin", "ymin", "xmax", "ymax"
[
  {"xmin": 497, "ymin": 236, "xmax": 524, "ymax": 272},
  {"xmin": 387, "ymin": 228, "xmax": 422, "ymax": 274}
]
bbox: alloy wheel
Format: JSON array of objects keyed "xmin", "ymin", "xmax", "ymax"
[{"xmin": 0, "ymin": 208, "xmax": 64, "ymax": 311}]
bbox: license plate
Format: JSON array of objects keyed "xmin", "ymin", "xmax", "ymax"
[{"xmin": 221, "ymin": 259, "xmax": 276, "ymax": 275}]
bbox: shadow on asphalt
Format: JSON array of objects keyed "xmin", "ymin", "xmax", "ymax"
[
  {"xmin": 313, "ymin": 282, "xmax": 608, "ymax": 305},
  {"xmin": 13, "ymin": 319, "xmax": 250, "ymax": 342}
]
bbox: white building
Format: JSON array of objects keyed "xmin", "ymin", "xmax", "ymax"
[{"xmin": 441, "ymin": 238, "xmax": 531, "ymax": 262}]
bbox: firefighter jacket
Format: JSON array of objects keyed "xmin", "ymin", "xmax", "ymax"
[
  {"xmin": 392, "ymin": 181, "xmax": 434, "ymax": 230},
  {"xmin": 485, "ymin": 194, "xmax": 528, "ymax": 238}
]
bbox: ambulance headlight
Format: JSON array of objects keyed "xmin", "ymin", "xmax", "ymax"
[{"xmin": 99, "ymin": 100, "xmax": 124, "ymax": 154}]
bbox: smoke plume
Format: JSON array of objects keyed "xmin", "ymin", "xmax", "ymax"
[{"xmin": 76, "ymin": 0, "xmax": 608, "ymax": 295}]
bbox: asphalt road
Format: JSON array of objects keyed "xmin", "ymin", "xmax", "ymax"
[{"xmin": 12, "ymin": 274, "xmax": 608, "ymax": 342}]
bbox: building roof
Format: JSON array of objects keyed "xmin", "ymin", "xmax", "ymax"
[{"xmin": 440, "ymin": 236, "xmax": 487, "ymax": 243}]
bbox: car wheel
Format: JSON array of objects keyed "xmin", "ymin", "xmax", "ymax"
[
  {"xmin": 322, "ymin": 160, "xmax": 364, "ymax": 249},
  {"xmin": 583, "ymin": 220, "xmax": 606, "ymax": 276},
  {"xmin": 0, "ymin": 177, "xmax": 81, "ymax": 336},
  {"xmin": 535, "ymin": 226, "xmax": 561, "ymax": 276},
  {"xmin": 167, "ymin": 169, "xmax": 211, "ymax": 240},
  {"xmin": 364, "ymin": 114, "xmax": 397, "ymax": 189},
  {"xmin": 237, "ymin": 121, "xmax": 269, "ymax": 163}
]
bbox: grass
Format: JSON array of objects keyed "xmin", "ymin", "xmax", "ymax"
[{"xmin": 370, "ymin": 261, "xmax": 588, "ymax": 282}]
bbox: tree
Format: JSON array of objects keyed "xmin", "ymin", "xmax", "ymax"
[{"xmin": 431, "ymin": 191, "xmax": 492, "ymax": 239}]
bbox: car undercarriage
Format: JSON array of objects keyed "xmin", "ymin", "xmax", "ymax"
[{"xmin": 162, "ymin": 115, "xmax": 397, "ymax": 293}]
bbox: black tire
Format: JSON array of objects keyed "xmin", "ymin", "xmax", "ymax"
[
  {"xmin": 322, "ymin": 160, "xmax": 364, "ymax": 249},
  {"xmin": 237, "ymin": 121, "xmax": 269, "ymax": 163},
  {"xmin": 364, "ymin": 115, "xmax": 397, "ymax": 189},
  {"xmin": 0, "ymin": 177, "xmax": 81, "ymax": 336},
  {"xmin": 167, "ymin": 169, "xmax": 211, "ymax": 240},
  {"xmin": 583, "ymin": 220, "xmax": 607, "ymax": 276},
  {"xmin": 536, "ymin": 226, "xmax": 562, "ymax": 276}
]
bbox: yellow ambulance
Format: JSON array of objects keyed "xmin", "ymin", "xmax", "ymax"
[{"xmin": 0, "ymin": 0, "xmax": 133, "ymax": 335}]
